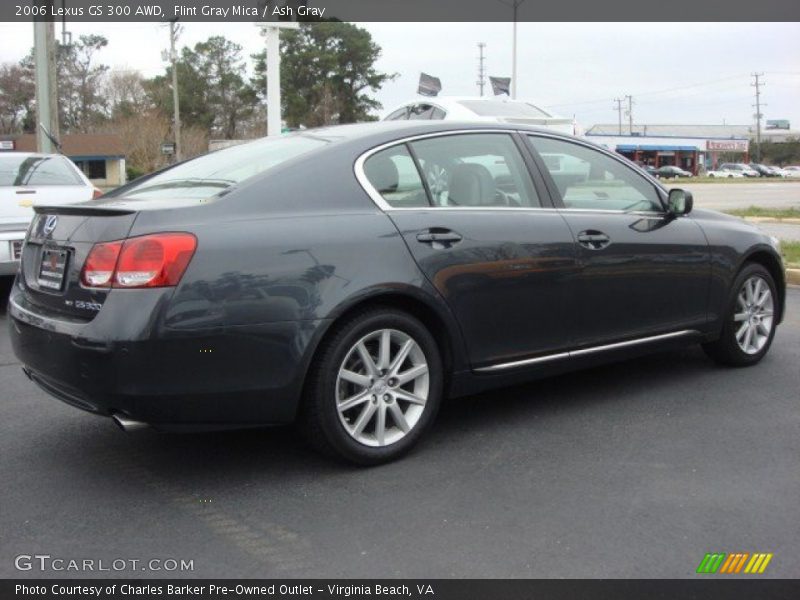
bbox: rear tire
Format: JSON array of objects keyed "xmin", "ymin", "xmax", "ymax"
[
  {"xmin": 300, "ymin": 307, "xmax": 443, "ymax": 465},
  {"xmin": 703, "ymin": 263, "xmax": 778, "ymax": 366}
]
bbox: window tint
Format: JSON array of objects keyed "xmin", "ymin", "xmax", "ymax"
[
  {"xmin": 407, "ymin": 104, "xmax": 435, "ymax": 120},
  {"xmin": 528, "ymin": 136, "xmax": 663, "ymax": 212},
  {"xmin": 385, "ymin": 107, "xmax": 409, "ymax": 121},
  {"xmin": 363, "ymin": 145, "xmax": 429, "ymax": 208},
  {"xmin": 409, "ymin": 134, "xmax": 540, "ymax": 208},
  {"xmin": 0, "ymin": 155, "xmax": 82, "ymax": 186}
]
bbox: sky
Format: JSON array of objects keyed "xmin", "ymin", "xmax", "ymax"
[{"xmin": 1, "ymin": 21, "xmax": 798, "ymax": 129}]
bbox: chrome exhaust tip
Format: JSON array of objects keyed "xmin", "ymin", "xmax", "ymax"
[{"xmin": 112, "ymin": 413, "xmax": 149, "ymax": 432}]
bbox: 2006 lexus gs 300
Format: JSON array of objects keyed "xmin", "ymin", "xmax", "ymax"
[{"xmin": 9, "ymin": 122, "xmax": 785, "ymax": 464}]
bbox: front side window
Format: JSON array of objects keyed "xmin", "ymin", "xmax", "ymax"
[
  {"xmin": 410, "ymin": 134, "xmax": 540, "ymax": 208},
  {"xmin": 528, "ymin": 136, "xmax": 663, "ymax": 212},
  {"xmin": 0, "ymin": 155, "xmax": 82, "ymax": 187},
  {"xmin": 362, "ymin": 145, "xmax": 429, "ymax": 208}
]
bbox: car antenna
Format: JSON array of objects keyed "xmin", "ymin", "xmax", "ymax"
[{"xmin": 38, "ymin": 123, "xmax": 63, "ymax": 154}]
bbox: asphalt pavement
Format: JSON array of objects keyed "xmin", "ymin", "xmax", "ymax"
[{"xmin": 1, "ymin": 278, "xmax": 798, "ymax": 579}]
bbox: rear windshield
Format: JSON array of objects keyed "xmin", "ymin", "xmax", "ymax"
[
  {"xmin": 458, "ymin": 100, "xmax": 552, "ymax": 118},
  {"xmin": 114, "ymin": 135, "xmax": 329, "ymax": 201},
  {"xmin": 0, "ymin": 155, "xmax": 82, "ymax": 186}
]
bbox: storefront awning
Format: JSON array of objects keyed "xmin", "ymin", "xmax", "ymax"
[{"xmin": 616, "ymin": 144, "xmax": 699, "ymax": 152}]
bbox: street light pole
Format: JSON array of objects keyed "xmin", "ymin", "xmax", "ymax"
[
  {"xmin": 497, "ymin": 0, "xmax": 525, "ymax": 100},
  {"xmin": 258, "ymin": 20, "xmax": 299, "ymax": 136}
]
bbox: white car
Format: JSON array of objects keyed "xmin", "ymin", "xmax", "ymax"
[
  {"xmin": 706, "ymin": 169, "xmax": 745, "ymax": 178},
  {"xmin": 782, "ymin": 166, "xmax": 800, "ymax": 178},
  {"xmin": 1, "ymin": 152, "xmax": 101, "ymax": 275},
  {"xmin": 383, "ymin": 96, "xmax": 577, "ymax": 135}
]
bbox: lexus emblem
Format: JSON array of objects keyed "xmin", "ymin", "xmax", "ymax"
[{"xmin": 42, "ymin": 215, "xmax": 58, "ymax": 236}]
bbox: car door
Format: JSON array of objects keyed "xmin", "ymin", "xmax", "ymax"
[
  {"xmin": 358, "ymin": 131, "xmax": 578, "ymax": 369},
  {"xmin": 526, "ymin": 134, "xmax": 711, "ymax": 348}
]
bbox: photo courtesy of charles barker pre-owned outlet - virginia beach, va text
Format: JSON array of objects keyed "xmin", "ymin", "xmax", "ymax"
[{"xmin": 0, "ymin": 1, "xmax": 799, "ymax": 598}]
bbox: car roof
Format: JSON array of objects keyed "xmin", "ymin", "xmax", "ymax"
[{"xmin": 0, "ymin": 151, "xmax": 64, "ymax": 159}]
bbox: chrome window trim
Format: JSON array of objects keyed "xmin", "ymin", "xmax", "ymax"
[
  {"xmin": 475, "ymin": 329, "xmax": 700, "ymax": 373},
  {"xmin": 354, "ymin": 129, "xmax": 670, "ymax": 215}
]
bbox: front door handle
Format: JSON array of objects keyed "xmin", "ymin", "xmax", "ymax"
[
  {"xmin": 416, "ymin": 228, "xmax": 463, "ymax": 247},
  {"xmin": 577, "ymin": 230, "xmax": 611, "ymax": 250}
]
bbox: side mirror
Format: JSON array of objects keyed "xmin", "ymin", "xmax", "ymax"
[{"xmin": 667, "ymin": 188, "xmax": 693, "ymax": 216}]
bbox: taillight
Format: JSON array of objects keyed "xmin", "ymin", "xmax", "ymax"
[
  {"xmin": 81, "ymin": 241, "xmax": 122, "ymax": 287},
  {"xmin": 92, "ymin": 188, "xmax": 103, "ymax": 199},
  {"xmin": 81, "ymin": 233, "xmax": 196, "ymax": 289}
]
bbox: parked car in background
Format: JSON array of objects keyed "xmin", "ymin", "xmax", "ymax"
[
  {"xmin": 718, "ymin": 163, "xmax": 760, "ymax": 177},
  {"xmin": 767, "ymin": 166, "xmax": 789, "ymax": 177},
  {"xmin": 643, "ymin": 165, "xmax": 658, "ymax": 177},
  {"xmin": 782, "ymin": 166, "xmax": 800, "ymax": 178},
  {"xmin": 706, "ymin": 168, "xmax": 745, "ymax": 179},
  {"xmin": 749, "ymin": 163, "xmax": 780, "ymax": 177},
  {"xmin": 8, "ymin": 122, "xmax": 785, "ymax": 464},
  {"xmin": 655, "ymin": 165, "xmax": 692, "ymax": 179},
  {"xmin": 383, "ymin": 96, "xmax": 577, "ymax": 135},
  {"xmin": 1, "ymin": 153, "xmax": 101, "ymax": 276}
]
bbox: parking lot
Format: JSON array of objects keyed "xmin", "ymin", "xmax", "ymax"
[
  {"xmin": 0, "ymin": 279, "xmax": 798, "ymax": 579},
  {"xmin": 668, "ymin": 181, "xmax": 800, "ymax": 211}
]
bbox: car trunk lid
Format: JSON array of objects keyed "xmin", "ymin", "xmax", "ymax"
[{"xmin": 19, "ymin": 205, "xmax": 138, "ymax": 320}]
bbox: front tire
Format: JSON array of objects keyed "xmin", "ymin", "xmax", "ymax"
[
  {"xmin": 301, "ymin": 307, "xmax": 443, "ymax": 465},
  {"xmin": 703, "ymin": 263, "xmax": 778, "ymax": 366}
]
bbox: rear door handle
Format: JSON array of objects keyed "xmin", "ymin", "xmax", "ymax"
[
  {"xmin": 416, "ymin": 229, "xmax": 463, "ymax": 246},
  {"xmin": 16, "ymin": 189, "xmax": 36, "ymax": 195},
  {"xmin": 577, "ymin": 230, "xmax": 611, "ymax": 250}
]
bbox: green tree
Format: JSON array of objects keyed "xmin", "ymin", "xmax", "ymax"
[
  {"xmin": 252, "ymin": 22, "xmax": 396, "ymax": 128},
  {"xmin": 0, "ymin": 63, "xmax": 35, "ymax": 134},
  {"xmin": 147, "ymin": 36, "xmax": 256, "ymax": 138}
]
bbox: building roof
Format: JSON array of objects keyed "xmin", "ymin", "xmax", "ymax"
[
  {"xmin": 586, "ymin": 123, "xmax": 799, "ymax": 142},
  {"xmin": 0, "ymin": 133, "xmax": 125, "ymax": 158}
]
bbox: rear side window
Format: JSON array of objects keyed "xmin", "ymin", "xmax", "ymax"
[
  {"xmin": 407, "ymin": 104, "xmax": 435, "ymax": 120},
  {"xmin": 363, "ymin": 145, "xmax": 429, "ymax": 208},
  {"xmin": 410, "ymin": 133, "xmax": 541, "ymax": 208},
  {"xmin": 0, "ymin": 155, "xmax": 82, "ymax": 186}
]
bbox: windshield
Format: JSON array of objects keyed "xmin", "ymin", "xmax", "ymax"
[
  {"xmin": 0, "ymin": 155, "xmax": 82, "ymax": 187},
  {"xmin": 458, "ymin": 100, "xmax": 553, "ymax": 118},
  {"xmin": 114, "ymin": 135, "xmax": 329, "ymax": 201}
]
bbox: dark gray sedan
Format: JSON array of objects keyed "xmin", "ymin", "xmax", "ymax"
[{"xmin": 8, "ymin": 122, "xmax": 786, "ymax": 464}]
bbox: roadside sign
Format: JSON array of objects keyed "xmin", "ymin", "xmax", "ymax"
[{"xmin": 161, "ymin": 142, "xmax": 176, "ymax": 155}]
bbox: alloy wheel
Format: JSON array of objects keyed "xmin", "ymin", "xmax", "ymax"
[
  {"xmin": 734, "ymin": 275, "xmax": 774, "ymax": 355},
  {"xmin": 335, "ymin": 328, "xmax": 429, "ymax": 447}
]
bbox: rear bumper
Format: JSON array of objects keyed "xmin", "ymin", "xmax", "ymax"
[{"xmin": 8, "ymin": 285, "xmax": 328, "ymax": 428}]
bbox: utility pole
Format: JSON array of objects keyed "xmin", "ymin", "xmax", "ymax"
[
  {"xmin": 257, "ymin": 19, "xmax": 299, "ymax": 136},
  {"xmin": 168, "ymin": 20, "xmax": 182, "ymax": 161},
  {"xmin": 33, "ymin": 4, "xmax": 59, "ymax": 154},
  {"xmin": 613, "ymin": 98, "xmax": 623, "ymax": 135},
  {"xmin": 625, "ymin": 94, "xmax": 634, "ymax": 134},
  {"xmin": 477, "ymin": 43, "xmax": 487, "ymax": 97},
  {"xmin": 751, "ymin": 72, "xmax": 765, "ymax": 162}
]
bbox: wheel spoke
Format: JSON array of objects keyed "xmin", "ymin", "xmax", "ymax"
[
  {"xmin": 756, "ymin": 321, "xmax": 770, "ymax": 336},
  {"xmin": 389, "ymin": 340, "xmax": 414, "ymax": 375},
  {"xmin": 356, "ymin": 342, "xmax": 379, "ymax": 378},
  {"xmin": 733, "ymin": 312, "xmax": 749, "ymax": 322},
  {"xmin": 757, "ymin": 310, "xmax": 774, "ymax": 318},
  {"xmin": 338, "ymin": 391, "xmax": 371, "ymax": 412},
  {"xmin": 377, "ymin": 330, "xmax": 392, "ymax": 371},
  {"xmin": 351, "ymin": 402, "xmax": 377, "ymax": 436},
  {"xmin": 340, "ymin": 369, "xmax": 371, "ymax": 388},
  {"xmin": 395, "ymin": 364, "xmax": 428, "ymax": 386},
  {"xmin": 375, "ymin": 403, "xmax": 387, "ymax": 446},
  {"xmin": 742, "ymin": 324, "xmax": 754, "ymax": 352},
  {"xmin": 745, "ymin": 279, "xmax": 755, "ymax": 304},
  {"xmin": 736, "ymin": 322, "xmax": 749, "ymax": 342},
  {"xmin": 753, "ymin": 278, "xmax": 763, "ymax": 301},
  {"xmin": 388, "ymin": 401, "xmax": 410, "ymax": 433},
  {"xmin": 394, "ymin": 389, "xmax": 427, "ymax": 406}
]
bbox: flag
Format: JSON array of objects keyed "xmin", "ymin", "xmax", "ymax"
[
  {"xmin": 490, "ymin": 76, "xmax": 511, "ymax": 96},
  {"xmin": 418, "ymin": 73, "xmax": 442, "ymax": 97}
]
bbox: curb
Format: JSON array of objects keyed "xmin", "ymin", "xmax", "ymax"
[{"xmin": 787, "ymin": 269, "xmax": 800, "ymax": 286}]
